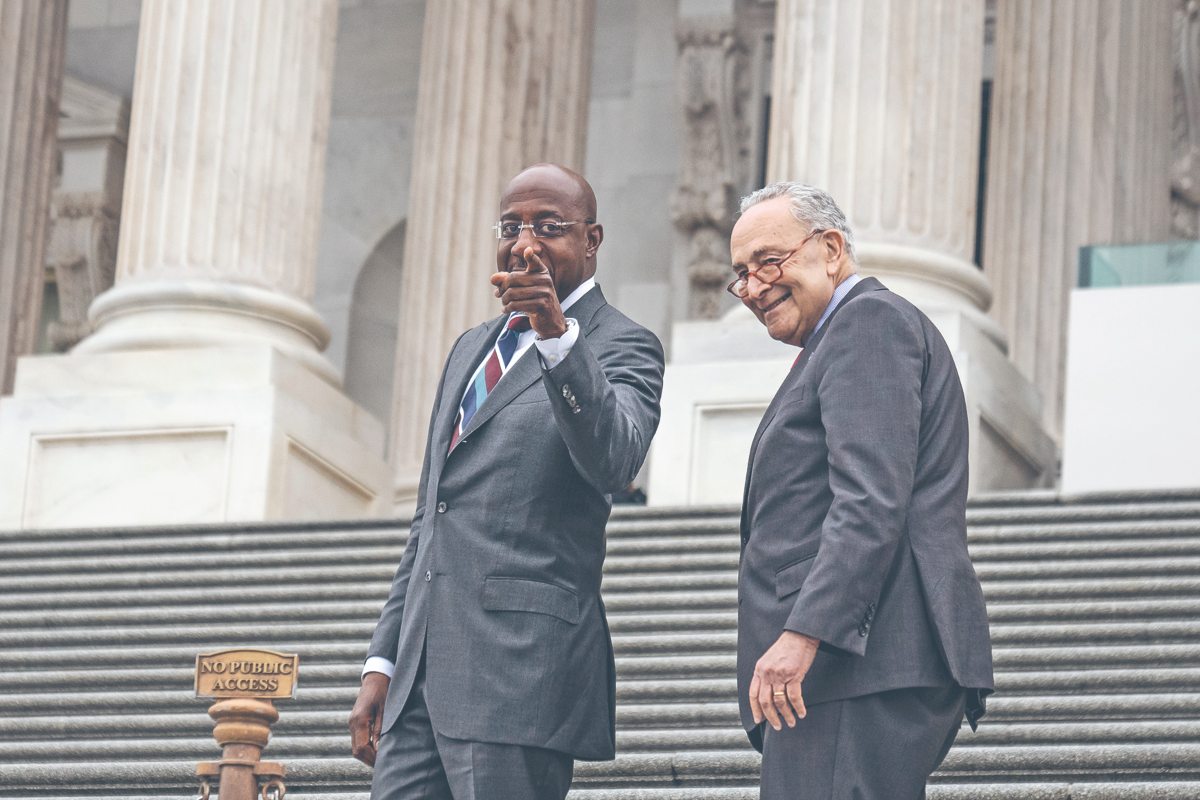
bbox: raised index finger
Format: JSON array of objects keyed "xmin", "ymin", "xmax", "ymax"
[{"xmin": 523, "ymin": 247, "xmax": 548, "ymax": 273}]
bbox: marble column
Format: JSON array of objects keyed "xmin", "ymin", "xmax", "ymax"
[
  {"xmin": 75, "ymin": 0, "xmax": 340, "ymax": 383},
  {"xmin": 0, "ymin": 0, "xmax": 390, "ymax": 528},
  {"xmin": 984, "ymin": 0, "xmax": 1175, "ymax": 439},
  {"xmin": 389, "ymin": 0, "xmax": 595, "ymax": 503},
  {"xmin": 649, "ymin": 0, "xmax": 1054, "ymax": 505},
  {"xmin": 768, "ymin": 0, "xmax": 999, "ymax": 341},
  {"xmin": 0, "ymin": 0, "xmax": 67, "ymax": 393}
]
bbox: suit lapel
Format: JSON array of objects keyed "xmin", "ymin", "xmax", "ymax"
[
  {"xmin": 739, "ymin": 276, "xmax": 885, "ymax": 540},
  {"xmin": 447, "ymin": 285, "xmax": 609, "ymax": 450},
  {"xmin": 432, "ymin": 315, "xmax": 508, "ymax": 457},
  {"xmin": 455, "ymin": 346, "xmax": 541, "ymax": 442}
]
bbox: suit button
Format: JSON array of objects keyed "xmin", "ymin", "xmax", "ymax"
[
  {"xmin": 436, "ymin": 502, "xmax": 447, "ymax": 513},
  {"xmin": 424, "ymin": 570, "xmax": 431, "ymax": 582}
]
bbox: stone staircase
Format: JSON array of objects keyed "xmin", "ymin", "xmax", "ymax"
[{"xmin": 2, "ymin": 490, "xmax": 1199, "ymax": 799}]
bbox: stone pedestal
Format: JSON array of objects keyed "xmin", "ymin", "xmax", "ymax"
[
  {"xmin": 647, "ymin": 0, "xmax": 1054, "ymax": 505},
  {"xmin": 0, "ymin": 0, "xmax": 389, "ymax": 528},
  {"xmin": 984, "ymin": 0, "xmax": 1176, "ymax": 439},
  {"xmin": 0, "ymin": 347, "xmax": 385, "ymax": 529},
  {"xmin": 388, "ymin": 0, "xmax": 595, "ymax": 507},
  {"xmin": 0, "ymin": 0, "xmax": 67, "ymax": 392}
]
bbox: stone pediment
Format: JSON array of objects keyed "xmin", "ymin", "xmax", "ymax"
[{"xmin": 58, "ymin": 75, "xmax": 129, "ymax": 143}]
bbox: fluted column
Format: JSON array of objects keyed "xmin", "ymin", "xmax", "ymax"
[
  {"xmin": 74, "ymin": 0, "xmax": 341, "ymax": 383},
  {"xmin": 754, "ymin": 0, "xmax": 1056, "ymax": 493},
  {"xmin": 389, "ymin": 0, "xmax": 595, "ymax": 497},
  {"xmin": 768, "ymin": 0, "xmax": 999, "ymax": 340},
  {"xmin": 0, "ymin": 0, "xmax": 67, "ymax": 393},
  {"xmin": 985, "ymin": 0, "xmax": 1175, "ymax": 438}
]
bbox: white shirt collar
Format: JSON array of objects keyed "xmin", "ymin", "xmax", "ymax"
[
  {"xmin": 810, "ymin": 273, "xmax": 862, "ymax": 340},
  {"xmin": 559, "ymin": 276, "xmax": 596, "ymax": 313}
]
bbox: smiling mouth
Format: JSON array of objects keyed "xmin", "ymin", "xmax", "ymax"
[{"xmin": 759, "ymin": 293, "xmax": 790, "ymax": 313}]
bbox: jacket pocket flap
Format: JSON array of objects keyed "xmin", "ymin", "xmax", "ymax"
[
  {"xmin": 774, "ymin": 552, "xmax": 818, "ymax": 599},
  {"xmin": 482, "ymin": 577, "xmax": 580, "ymax": 624}
]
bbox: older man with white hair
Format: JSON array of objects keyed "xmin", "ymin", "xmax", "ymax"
[{"xmin": 730, "ymin": 182, "xmax": 994, "ymax": 799}]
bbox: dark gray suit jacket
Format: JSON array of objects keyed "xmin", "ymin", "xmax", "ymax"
[
  {"xmin": 367, "ymin": 285, "xmax": 664, "ymax": 761},
  {"xmin": 737, "ymin": 277, "xmax": 994, "ymax": 750}
]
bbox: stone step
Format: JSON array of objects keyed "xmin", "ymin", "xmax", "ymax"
[
  {"xmin": 569, "ymin": 785, "xmax": 1200, "ymax": 800},
  {"xmin": 3, "ymin": 617, "xmax": 1200, "ymax": 656},
  {"xmin": 3, "ymin": 640, "xmax": 1197, "ymax": 680},
  {"xmin": 251, "ymin": 785, "xmax": 1200, "ymax": 800},
  {"xmin": 0, "ymin": 494, "xmax": 1196, "ymax": 799},
  {"xmin": 10, "ymin": 526, "xmax": 1200, "ymax": 578},
  {"xmin": 2, "ymin": 692, "xmax": 1197, "ymax": 727},
  {"xmin": 14, "ymin": 531, "xmax": 1200, "ymax": 578},
  {"xmin": 5, "ymin": 718, "xmax": 1200, "ymax": 756},
  {"xmin": 0, "ymin": 494, "xmax": 1195, "ymax": 551},
  {"xmin": 6, "ymin": 553, "xmax": 1200, "ymax": 597},
  {"xmin": 6, "ymin": 615, "xmax": 1200, "ymax": 651},
  {"xmin": 4, "ymin": 742, "xmax": 1200, "ymax": 792},
  {"xmin": 5, "ymin": 594, "xmax": 1200, "ymax": 632},
  {"xmin": 3, "ymin": 666, "xmax": 1196, "ymax": 702},
  {"xmin": 5, "ymin": 574, "xmax": 1200, "ymax": 617}
]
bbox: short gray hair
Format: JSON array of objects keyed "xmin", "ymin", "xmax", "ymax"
[{"xmin": 738, "ymin": 182, "xmax": 856, "ymax": 262}]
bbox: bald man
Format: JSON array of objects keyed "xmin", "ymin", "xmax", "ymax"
[{"xmin": 349, "ymin": 164, "xmax": 665, "ymax": 799}]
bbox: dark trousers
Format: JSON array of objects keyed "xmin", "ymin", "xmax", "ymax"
[
  {"xmin": 759, "ymin": 685, "xmax": 965, "ymax": 800},
  {"xmin": 369, "ymin": 657, "xmax": 574, "ymax": 800}
]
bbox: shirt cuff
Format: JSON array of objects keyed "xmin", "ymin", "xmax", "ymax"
[
  {"xmin": 534, "ymin": 317, "xmax": 578, "ymax": 368},
  {"xmin": 362, "ymin": 656, "xmax": 395, "ymax": 679}
]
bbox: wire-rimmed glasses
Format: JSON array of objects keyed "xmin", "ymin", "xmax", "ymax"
[{"xmin": 726, "ymin": 229, "xmax": 826, "ymax": 298}]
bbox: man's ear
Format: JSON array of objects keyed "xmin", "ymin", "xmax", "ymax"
[
  {"xmin": 822, "ymin": 230, "xmax": 846, "ymax": 272},
  {"xmin": 586, "ymin": 223, "xmax": 604, "ymax": 257}
]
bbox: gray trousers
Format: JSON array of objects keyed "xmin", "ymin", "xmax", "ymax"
[
  {"xmin": 369, "ymin": 656, "xmax": 574, "ymax": 800},
  {"xmin": 759, "ymin": 685, "xmax": 965, "ymax": 800}
]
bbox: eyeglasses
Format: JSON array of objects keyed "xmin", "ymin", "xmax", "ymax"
[
  {"xmin": 493, "ymin": 219, "xmax": 589, "ymax": 240},
  {"xmin": 726, "ymin": 229, "xmax": 825, "ymax": 298}
]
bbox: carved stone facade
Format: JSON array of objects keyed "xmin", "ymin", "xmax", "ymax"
[
  {"xmin": 1173, "ymin": 0, "xmax": 1200, "ymax": 238},
  {"xmin": 43, "ymin": 78, "xmax": 128, "ymax": 351},
  {"xmin": 46, "ymin": 194, "xmax": 119, "ymax": 350},
  {"xmin": 671, "ymin": 17, "xmax": 750, "ymax": 319}
]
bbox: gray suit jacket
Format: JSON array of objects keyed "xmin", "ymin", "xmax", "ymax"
[
  {"xmin": 737, "ymin": 277, "xmax": 994, "ymax": 750},
  {"xmin": 367, "ymin": 285, "xmax": 664, "ymax": 761}
]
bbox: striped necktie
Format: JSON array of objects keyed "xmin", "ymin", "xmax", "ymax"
[{"xmin": 449, "ymin": 314, "xmax": 533, "ymax": 451}]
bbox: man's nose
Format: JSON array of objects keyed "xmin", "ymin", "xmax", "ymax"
[
  {"xmin": 513, "ymin": 226, "xmax": 541, "ymax": 259},
  {"xmin": 745, "ymin": 272, "xmax": 771, "ymax": 300}
]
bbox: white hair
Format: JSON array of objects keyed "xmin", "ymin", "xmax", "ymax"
[{"xmin": 739, "ymin": 182, "xmax": 856, "ymax": 262}]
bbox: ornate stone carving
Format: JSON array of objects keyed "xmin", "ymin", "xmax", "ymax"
[
  {"xmin": 1173, "ymin": 0, "xmax": 1200, "ymax": 238},
  {"xmin": 45, "ymin": 192, "xmax": 119, "ymax": 350},
  {"xmin": 44, "ymin": 77, "xmax": 129, "ymax": 351},
  {"xmin": 671, "ymin": 17, "xmax": 750, "ymax": 319}
]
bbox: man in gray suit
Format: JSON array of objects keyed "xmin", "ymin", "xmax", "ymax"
[
  {"xmin": 348, "ymin": 164, "xmax": 665, "ymax": 799},
  {"xmin": 730, "ymin": 182, "xmax": 994, "ymax": 799}
]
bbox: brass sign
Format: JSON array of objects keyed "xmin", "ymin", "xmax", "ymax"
[{"xmin": 195, "ymin": 648, "xmax": 299, "ymax": 699}]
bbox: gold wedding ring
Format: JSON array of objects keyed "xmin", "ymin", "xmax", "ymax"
[{"xmin": 773, "ymin": 690, "xmax": 786, "ymax": 697}]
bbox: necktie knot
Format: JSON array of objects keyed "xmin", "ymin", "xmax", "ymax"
[{"xmin": 507, "ymin": 314, "xmax": 532, "ymax": 333}]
